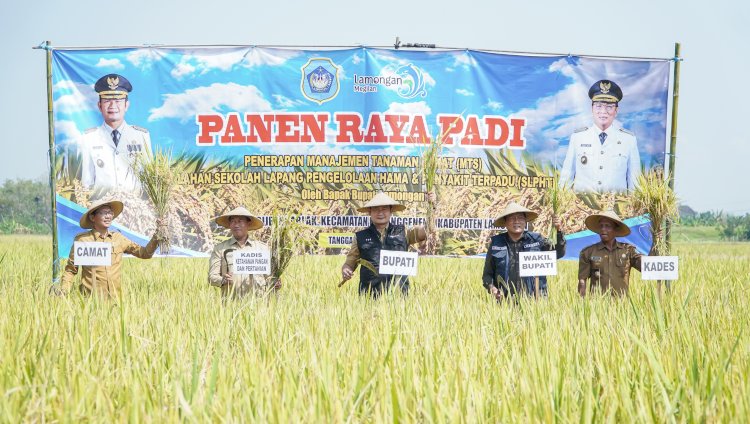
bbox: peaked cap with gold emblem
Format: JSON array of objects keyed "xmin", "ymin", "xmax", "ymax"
[
  {"xmin": 94, "ymin": 74, "xmax": 133, "ymax": 99},
  {"xmin": 588, "ymin": 79, "xmax": 623, "ymax": 103}
]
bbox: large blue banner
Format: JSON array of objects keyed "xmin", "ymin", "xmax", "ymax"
[{"xmin": 51, "ymin": 47, "xmax": 670, "ymax": 258}]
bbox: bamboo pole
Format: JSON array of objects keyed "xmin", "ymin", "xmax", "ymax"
[
  {"xmin": 664, "ymin": 43, "xmax": 682, "ymax": 293},
  {"xmin": 44, "ymin": 41, "xmax": 60, "ymax": 283}
]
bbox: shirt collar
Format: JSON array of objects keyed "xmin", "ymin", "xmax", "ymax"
[
  {"xmin": 595, "ymin": 240, "xmax": 623, "ymax": 251},
  {"xmin": 102, "ymin": 121, "xmax": 127, "ymax": 133},
  {"xmin": 91, "ymin": 229, "xmax": 113, "ymax": 240},
  {"xmin": 230, "ymin": 236, "xmax": 253, "ymax": 248}
]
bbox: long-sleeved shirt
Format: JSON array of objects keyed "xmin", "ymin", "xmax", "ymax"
[
  {"xmin": 208, "ymin": 237, "xmax": 274, "ymax": 299},
  {"xmin": 343, "ymin": 225, "xmax": 425, "ymax": 270},
  {"xmin": 60, "ymin": 230, "xmax": 158, "ymax": 297},
  {"xmin": 578, "ymin": 241, "xmax": 643, "ymax": 295},
  {"xmin": 482, "ymin": 230, "xmax": 566, "ymax": 296}
]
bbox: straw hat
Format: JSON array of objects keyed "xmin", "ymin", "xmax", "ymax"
[
  {"xmin": 493, "ymin": 202, "xmax": 539, "ymax": 227},
  {"xmin": 357, "ymin": 192, "xmax": 406, "ymax": 213},
  {"xmin": 214, "ymin": 207, "xmax": 263, "ymax": 230},
  {"xmin": 584, "ymin": 210, "xmax": 630, "ymax": 237},
  {"xmin": 80, "ymin": 199, "xmax": 124, "ymax": 229}
]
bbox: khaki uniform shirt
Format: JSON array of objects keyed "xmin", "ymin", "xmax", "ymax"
[
  {"xmin": 209, "ymin": 237, "xmax": 273, "ymax": 299},
  {"xmin": 60, "ymin": 230, "xmax": 158, "ymax": 297},
  {"xmin": 578, "ymin": 241, "xmax": 642, "ymax": 295},
  {"xmin": 343, "ymin": 225, "xmax": 424, "ymax": 270}
]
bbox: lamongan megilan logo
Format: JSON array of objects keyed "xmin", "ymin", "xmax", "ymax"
[{"xmin": 301, "ymin": 57, "xmax": 341, "ymax": 105}]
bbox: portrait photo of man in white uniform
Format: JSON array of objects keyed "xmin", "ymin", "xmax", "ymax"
[
  {"xmin": 559, "ymin": 79, "xmax": 641, "ymax": 193},
  {"xmin": 79, "ymin": 73, "xmax": 152, "ymax": 196}
]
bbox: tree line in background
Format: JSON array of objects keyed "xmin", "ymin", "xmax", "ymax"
[
  {"xmin": 0, "ymin": 179, "xmax": 51, "ymax": 234},
  {"xmin": 1, "ymin": 179, "xmax": 749, "ymax": 241}
]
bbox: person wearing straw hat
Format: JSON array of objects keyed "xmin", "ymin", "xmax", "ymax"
[
  {"xmin": 51, "ymin": 199, "xmax": 159, "ymax": 297},
  {"xmin": 559, "ymin": 79, "xmax": 641, "ymax": 193},
  {"xmin": 341, "ymin": 191, "xmax": 434, "ymax": 297},
  {"xmin": 482, "ymin": 202, "xmax": 565, "ymax": 300},
  {"xmin": 209, "ymin": 207, "xmax": 280, "ymax": 300},
  {"xmin": 79, "ymin": 74, "xmax": 152, "ymax": 195},
  {"xmin": 578, "ymin": 210, "xmax": 644, "ymax": 296}
]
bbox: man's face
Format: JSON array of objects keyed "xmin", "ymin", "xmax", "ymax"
[
  {"xmin": 98, "ymin": 98, "xmax": 129, "ymax": 125},
  {"xmin": 597, "ymin": 218, "xmax": 617, "ymax": 243},
  {"xmin": 229, "ymin": 216, "xmax": 251, "ymax": 240},
  {"xmin": 505, "ymin": 212, "xmax": 527, "ymax": 237},
  {"xmin": 369, "ymin": 205, "xmax": 392, "ymax": 227},
  {"xmin": 90, "ymin": 205, "xmax": 114, "ymax": 230},
  {"xmin": 592, "ymin": 101, "xmax": 618, "ymax": 131}
]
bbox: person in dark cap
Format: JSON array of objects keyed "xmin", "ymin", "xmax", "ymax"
[
  {"xmin": 79, "ymin": 73, "xmax": 152, "ymax": 195},
  {"xmin": 559, "ymin": 79, "xmax": 641, "ymax": 193}
]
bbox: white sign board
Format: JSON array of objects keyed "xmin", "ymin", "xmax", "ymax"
[
  {"xmin": 641, "ymin": 256, "xmax": 679, "ymax": 280},
  {"xmin": 379, "ymin": 250, "xmax": 418, "ymax": 276},
  {"xmin": 519, "ymin": 251, "xmax": 557, "ymax": 277},
  {"xmin": 74, "ymin": 242, "xmax": 112, "ymax": 266},
  {"xmin": 232, "ymin": 249, "xmax": 271, "ymax": 275}
]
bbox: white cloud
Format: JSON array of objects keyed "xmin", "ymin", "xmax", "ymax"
[
  {"xmin": 53, "ymin": 80, "xmax": 97, "ymax": 114},
  {"xmin": 55, "ymin": 120, "xmax": 83, "ymax": 144},
  {"xmin": 485, "ymin": 99, "xmax": 503, "ymax": 111},
  {"xmin": 243, "ymin": 48, "xmax": 301, "ymax": 68},
  {"xmin": 148, "ymin": 82, "xmax": 273, "ymax": 122},
  {"xmin": 168, "ymin": 47, "xmax": 301, "ymax": 79},
  {"xmin": 456, "ymin": 88, "xmax": 474, "ymax": 97},
  {"xmin": 451, "ymin": 51, "xmax": 478, "ymax": 69},
  {"xmin": 385, "ymin": 101, "xmax": 432, "ymax": 116},
  {"xmin": 171, "ymin": 60, "xmax": 197, "ymax": 79},
  {"xmin": 352, "ymin": 54, "xmax": 363, "ymax": 65},
  {"xmin": 272, "ymin": 94, "xmax": 304, "ymax": 109},
  {"xmin": 95, "ymin": 58, "xmax": 124, "ymax": 70},
  {"xmin": 126, "ymin": 49, "xmax": 164, "ymax": 68}
]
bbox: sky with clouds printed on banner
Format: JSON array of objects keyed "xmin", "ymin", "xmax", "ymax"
[
  {"xmin": 1, "ymin": 0, "xmax": 749, "ymax": 213},
  {"xmin": 50, "ymin": 48, "xmax": 670, "ymax": 171}
]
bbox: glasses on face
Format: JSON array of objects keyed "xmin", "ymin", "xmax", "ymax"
[
  {"xmin": 593, "ymin": 102, "xmax": 617, "ymax": 112},
  {"xmin": 95, "ymin": 210, "xmax": 114, "ymax": 217}
]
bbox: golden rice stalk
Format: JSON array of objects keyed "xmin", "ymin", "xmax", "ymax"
[
  {"xmin": 543, "ymin": 180, "xmax": 576, "ymax": 239},
  {"xmin": 631, "ymin": 169, "xmax": 679, "ymax": 255},
  {"xmin": 269, "ymin": 211, "xmax": 308, "ymax": 280},
  {"xmin": 133, "ymin": 150, "xmax": 178, "ymax": 254},
  {"xmin": 418, "ymin": 131, "xmax": 448, "ymax": 255},
  {"xmin": 338, "ymin": 259, "xmax": 378, "ymax": 287}
]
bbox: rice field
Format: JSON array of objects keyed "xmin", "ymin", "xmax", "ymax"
[{"xmin": 1, "ymin": 235, "xmax": 748, "ymax": 422}]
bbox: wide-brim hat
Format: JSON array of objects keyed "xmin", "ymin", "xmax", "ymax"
[
  {"xmin": 214, "ymin": 207, "xmax": 263, "ymax": 230},
  {"xmin": 80, "ymin": 199, "xmax": 124, "ymax": 229},
  {"xmin": 585, "ymin": 210, "xmax": 631, "ymax": 237},
  {"xmin": 357, "ymin": 192, "xmax": 406, "ymax": 213},
  {"xmin": 493, "ymin": 202, "xmax": 539, "ymax": 227}
]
